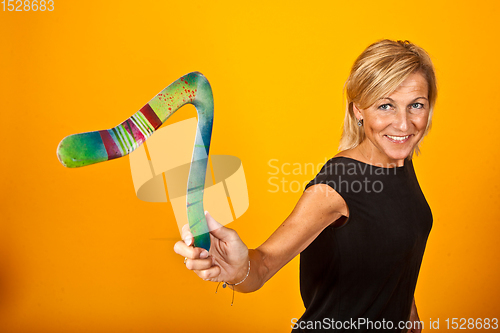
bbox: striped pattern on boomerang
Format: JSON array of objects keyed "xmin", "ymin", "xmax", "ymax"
[{"xmin": 56, "ymin": 72, "xmax": 213, "ymax": 251}]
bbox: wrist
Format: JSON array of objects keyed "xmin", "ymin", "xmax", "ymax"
[
  {"xmin": 226, "ymin": 259, "xmax": 250, "ymax": 286},
  {"xmin": 225, "ymin": 250, "xmax": 250, "ymax": 283}
]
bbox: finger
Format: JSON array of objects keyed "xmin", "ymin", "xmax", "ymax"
[
  {"xmin": 205, "ymin": 211, "xmax": 237, "ymax": 241},
  {"xmin": 173, "ymin": 241, "xmax": 209, "ymax": 259},
  {"xmin": 173, "ymin": 240, "xmax": 192, "ymax": 258},
  {"xmin": 181, "ymin": 223, "xmax": 190, "ymax": 236},
  {"xmin": 195, "ymin": 264, "xmax": 222, "ymax": 281},
  {"xmin": 205, "ymin": 211, "xmax": 223, "ymax": 231},
  {"xmin": 185, "ymin": 257, "xmax": 214, "ymax": 271},
  {"xmin": 181, "ymin": 224, "xmax": 194, "ymax": 246}
]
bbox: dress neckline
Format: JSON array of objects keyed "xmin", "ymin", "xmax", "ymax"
[{"xmin": 332, "ymin": 156, "xmax": 407, "ymax": 170}]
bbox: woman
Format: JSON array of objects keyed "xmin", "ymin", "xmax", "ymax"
[{"xmin": 174, "ymin": 39, "xmax": 436, "ymax": 333}]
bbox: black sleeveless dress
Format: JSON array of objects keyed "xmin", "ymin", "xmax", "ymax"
[{"xmin": 294, "ymin": 157, "xmax": 432, "ymax": 332}]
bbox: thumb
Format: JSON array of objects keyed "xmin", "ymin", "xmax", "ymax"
[{"xmin": 205, "ymin": 211, "xmax": 235, "ymax": 241}]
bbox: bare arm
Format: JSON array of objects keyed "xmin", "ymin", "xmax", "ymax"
[
  {"xmin": 173, "ymin": 183, "xmax": 347, "ymax": 293},
  {"xmin": 408, "ymin": 297, "xmax": 422, "ymax": 333},
  {"xmin": 236, "ymin": 184, "xmax": 347, "ymax": 292}
]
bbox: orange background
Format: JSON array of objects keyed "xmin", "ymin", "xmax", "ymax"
[{"xmin": 1, "ymin": 1, "xmax": 499, "ymax": 332}]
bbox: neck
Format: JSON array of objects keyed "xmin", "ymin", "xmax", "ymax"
[{"xmin": 355, "ymin": 140, "xmax": 405, "ymax": 168}]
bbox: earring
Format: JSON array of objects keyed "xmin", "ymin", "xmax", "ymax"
[{"xmin": 357, "ymin": 119, "xmax": 363, "ymax": 127}]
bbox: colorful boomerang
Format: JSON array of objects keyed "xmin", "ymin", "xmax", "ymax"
[{"xmin": 57, "ymin": 72, "xmax": 213, "ymax": 251}]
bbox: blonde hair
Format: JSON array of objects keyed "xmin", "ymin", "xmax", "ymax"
[{"xmin": 339, "ymin": 39, "xmax": 437, "ymax": 158}]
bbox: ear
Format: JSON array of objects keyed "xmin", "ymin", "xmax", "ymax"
[{"xmin": 352, "ymin": 103, "xmax": 363, "ymax": 121}]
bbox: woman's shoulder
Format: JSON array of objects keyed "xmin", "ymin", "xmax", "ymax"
[
  {"xmin": 305, "ymin": 152, "xmax": 362, "ymax": 192},
  {"xmin": 317, "ymin": 150, "xmax": 364, "ymax": 173},
  {"xmin": 332, "ymin": 149, "xmax": 364, "ymax": 162}
]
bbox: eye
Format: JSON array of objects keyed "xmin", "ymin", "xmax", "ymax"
[
  {"xmin": 378, "ymin": 103, "xmax": 392, "ymax": 111},
  {"xmin": 410, "ymin": 103, "xmax": 424, "ymax": 109}
]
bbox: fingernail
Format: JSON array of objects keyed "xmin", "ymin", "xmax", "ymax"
[
  {"xmin": 184, "ymin": 237, "xmax": 193, "ymax": 246},
  {"xmin": 200, "ymin": 250, "xmax": 208, "ymax": 259}
]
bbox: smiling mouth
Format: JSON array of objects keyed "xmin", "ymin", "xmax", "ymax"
[{"xmin": 385, "ymin": 135, "xmax": 412, "ymax": 143}]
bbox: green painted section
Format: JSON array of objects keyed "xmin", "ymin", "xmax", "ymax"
[{"xmin": 57, "ymin": 131, "xmax": 108, "ymax": 168}]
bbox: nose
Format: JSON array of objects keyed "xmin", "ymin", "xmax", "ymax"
[{"xmin": 393, "ymin": 109, "xmax": 410, "ymax": 132}]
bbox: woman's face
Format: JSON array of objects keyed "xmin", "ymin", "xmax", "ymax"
[{"xmin": 354, "ymin": 71, "xmax": 430, "ymax": 165}]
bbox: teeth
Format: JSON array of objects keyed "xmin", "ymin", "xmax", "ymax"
[{"xmin": 386, "ymin": 135, "xmax": 409, "ymax": 141}]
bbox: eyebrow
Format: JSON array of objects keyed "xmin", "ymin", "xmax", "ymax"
[{"xmin": 378, "ymin": 97, "xmax": 429, "ymax": 103}]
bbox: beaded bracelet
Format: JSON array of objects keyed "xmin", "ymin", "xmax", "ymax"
[{"xmin": 216, "ymin": 260, "xmax": 251, "ymax": 306}]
